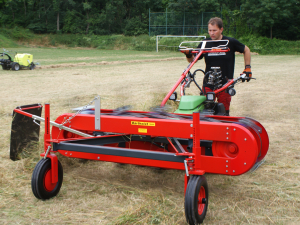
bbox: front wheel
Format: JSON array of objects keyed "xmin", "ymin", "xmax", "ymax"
[
  {"xmin": 2, "ymin": 64, "xmax": 10, "ymax": 70},
  {"xmin": 185, "ymin": 175, "xmax": 209, "ymax": 224},
  {"xmin": 31, "ymin": 158, "xmax": 63, "ymax": 200}
]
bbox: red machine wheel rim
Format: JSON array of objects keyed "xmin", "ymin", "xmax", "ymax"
[
  {"xmin": 43, "ymin": 169, "xmax": 56, "ymax": 192},
  {"xmin": 212, "ymin": 141, "xmax": 239, "ymax": 158},
  {"xmin": 197, "ymin": 186, "xmax": 206, "ymax": 214}
]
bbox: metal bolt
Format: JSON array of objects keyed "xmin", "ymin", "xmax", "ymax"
[
  {"xmin": 226, "ymin": 165, "xmax": 228, "ymax": 168},
  {"xmin": 190, "ymin": 124, "xmax": 193, "ymax": 127},
  {"xmin": 244, "ymin": 138, "xmax": 247, "ymax": 141},
  {"xmin": 70, "ymin": 153, "xmax": 72, "ymax": 156},
  {"xmin": 234, "ymin": 128, "xmax": 236, "ymax": 131},
  {"xmin": 226, "ymin": 137, "xmax": 229, "ymax": 140},
  {"xmin": 233, "ymin": 170, "xmax": 235, "ymax": 173},
  {"xmin": 226, "ymin": 160, "xmax": 228, "ymax": 163},
  {"xmin": 190, "ymin": 167, "xmax": 193, "ymax": 170},
  {"xmin": 226, "ymin": 132, "xmax": 229, "ymax": 135},
  {"xmin": 65, "ymin": 152, "xmax": 67, "ymax": 155},
  {"xmin": 227, "ymin": 127, "xmax": 229, "ymax": 130},
  {"xmin": 226, "ymin": 170, "xmax": 228, "ymax": 173},
  {"xmin": 190, "ymin": 134, "xmax": 193, "ymax": 138},
  {"xmin": 97, "ymin": 157, "xmax": 100, "ymax": 159},
  {"xmin": 244, "ymin": 163, "xmax": 247, "ymax": 165}
]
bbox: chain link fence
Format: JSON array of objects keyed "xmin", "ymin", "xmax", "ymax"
[{"xmin": 149, "ymin": 10, "xmax": 221, "ymax": 36}]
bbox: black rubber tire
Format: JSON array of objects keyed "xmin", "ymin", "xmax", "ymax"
[
  {"xmin": 12, "ymin": 62, "xmax": 20, "ymax": 71},
  {"xmin": 31, "ymin": 158, "xmax": 63, "ymax": 200},
  {"xmin": 2, "ymin": 64, "xmax": 9, "ymax": 70},
  {"xmin": 30, "ymin": 63, "xmax": 35, "ymax": 70},
  {"xmin": 184, "ymin": 175, "xmax": 209, "ymax": 224}
]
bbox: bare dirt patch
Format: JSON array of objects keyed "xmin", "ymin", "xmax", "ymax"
[{"xmin": 0, "ymin": 52, "xmax": 299, "ymax": 224}]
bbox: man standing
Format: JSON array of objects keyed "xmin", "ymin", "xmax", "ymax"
[{"xmin": 184, "ymin": 17, "xmax": 252, "ymax": 116}]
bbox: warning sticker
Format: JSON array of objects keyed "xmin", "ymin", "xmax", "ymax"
[
  {"xmin": 131, "ymin": 121, "xmax": 155, "ymax": 126},
  {"xmin": 138, "ymin": 128, "xmax": 147, "ymax": 133}
]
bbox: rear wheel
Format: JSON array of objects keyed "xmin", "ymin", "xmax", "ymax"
[
  {"xmin": 185, "ymin": 175, "xmax": 209, "ymax": 224},
  {"xmin": 12, "ymin": 62, "xmax": 20, "ymax": 71},
  {"xmin": 31, "ymin": 158, "xmax": 63, "ymax": 200}
]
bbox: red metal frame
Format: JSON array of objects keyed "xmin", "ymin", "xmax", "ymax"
[{"xmin": 49, "ymin": 110, "xmax": 259, "ymax": 176}]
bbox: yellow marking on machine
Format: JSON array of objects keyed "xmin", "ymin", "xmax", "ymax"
[
  {"xmin": 131, "ymin": 121, "xmax": 155, "ymax": 126},
  {"xmin": 138, "ymin": 128, "xmax": 148, "ymax": 133}
]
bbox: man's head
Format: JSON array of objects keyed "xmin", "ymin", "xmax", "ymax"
[{"xmin": 208, "ymin": 17, "xmax": 223, "ymax": 40}]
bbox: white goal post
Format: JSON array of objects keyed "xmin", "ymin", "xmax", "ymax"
[{"xmin": 156, "ymin": 35, "xmax": 206, "ymax": 52}]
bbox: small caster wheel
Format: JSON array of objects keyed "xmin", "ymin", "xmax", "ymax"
[
  {"xmin": 185, "ymin": 175, "xmax": 209, "ymax": 224},
  {"xmin": 31, "ymin": 158, "xmax": 63, "ymax": 200}
]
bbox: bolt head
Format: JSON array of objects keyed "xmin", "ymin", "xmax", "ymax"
[
  {"xmin": 233, "ymin": 170, "xmax": 235, "ymax": 173},
  {"xmin": 190, "ymin": 124, "xmax": 193, "ymax": 127},
  {"xmin": 226, "ymin": 170, "xmax": 228, "ymax": 172},
  {"xmin": 244, "ymin": 138, "xmax": 247, "ymax": 141},
  {"xmin": 244, "ymin": 163, "xmax": 246, "ymax": 165},
  {"xmin": 190, "ymin": 134, "xmax": 193, "ymax": 138}
]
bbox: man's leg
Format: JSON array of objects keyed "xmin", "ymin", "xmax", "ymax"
[{"xmin": 217, "ymin": 91, "xmax": 231, "ymax": 116}]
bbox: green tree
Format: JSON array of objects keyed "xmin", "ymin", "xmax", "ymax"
[{"xmin": 242, "ymin": 0, "xmax": 296, "ymax": 39}]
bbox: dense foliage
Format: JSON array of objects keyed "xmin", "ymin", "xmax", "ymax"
[
  {"xmin": 0, "ymin": 0, "xmax": 299, "ymax": 40},
  {"xmin": 1, "ymin": 27, "xmax": 299, "ymax": 55}
]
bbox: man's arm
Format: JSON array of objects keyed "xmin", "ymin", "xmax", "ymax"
[
  {"xmin": 243, "ymin": 45, "xmax": 251, "ymax": 66},
  {"xmin": 242, "ymin": 45, "xmax": 252, "ymax": 81}
]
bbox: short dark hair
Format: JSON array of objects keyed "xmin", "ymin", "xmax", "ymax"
[{"xmin": 208, "ymin": 17, "xmax": 223, "ymax": 29}]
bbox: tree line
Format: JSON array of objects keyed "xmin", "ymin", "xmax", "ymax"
[{"xmin": 0, "ymin": 0, "xmax": 299, "ymax": 40}]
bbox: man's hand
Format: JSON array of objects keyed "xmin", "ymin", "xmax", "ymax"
[
  {"xmin": 182, "ymin": 49, "xmax": 193, "ymax": 58},
  {"xmin": 242, "ymin": 65, "xmax": 252, "ymax": 82}
]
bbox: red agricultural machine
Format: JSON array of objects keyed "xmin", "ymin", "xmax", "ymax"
[{"xmin": 10, "ymin": 41, "xmax": 269, "ymax": 224}]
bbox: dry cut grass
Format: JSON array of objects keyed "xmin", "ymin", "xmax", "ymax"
[{"xmin": 0, "ymin": 50, "xmax": 299, "ymax": 224}]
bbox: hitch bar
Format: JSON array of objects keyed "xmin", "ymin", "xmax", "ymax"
[{"xmin": 14, "ymin": 108, "xmax": 93, "ymax": 138}]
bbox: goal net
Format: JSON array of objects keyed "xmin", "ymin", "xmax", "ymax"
[{"xmin": 156, "ymin": 35, "xmax": 206, "ymax": 52}]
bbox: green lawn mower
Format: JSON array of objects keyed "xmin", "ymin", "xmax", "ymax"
[{"xmin": 0, "ymin": 52, "xmax": 36, "ymax": 71}]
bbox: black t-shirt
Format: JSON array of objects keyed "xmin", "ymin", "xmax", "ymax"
[{"xmin": 197, "ymin": 36, "xmax": 245, "ymax": 87}]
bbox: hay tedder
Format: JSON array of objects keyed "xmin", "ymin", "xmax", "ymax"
[{"xmin": 10, "ymin": 41, "xmax": 269, "ymax": 224}]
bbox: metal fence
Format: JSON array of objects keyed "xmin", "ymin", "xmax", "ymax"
[{"xmin": 149, "ymin": 10, "xmax": 221, "ymax": 36}]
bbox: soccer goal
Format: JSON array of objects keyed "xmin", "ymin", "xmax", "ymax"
[{"xmin": 156, "ymin": 35, "xmax": 206, "ymax": 52}]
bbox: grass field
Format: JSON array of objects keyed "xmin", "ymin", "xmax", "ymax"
[{"xmin": 0, "ymin": 48, "xmax": 299, "ymax": 224}]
